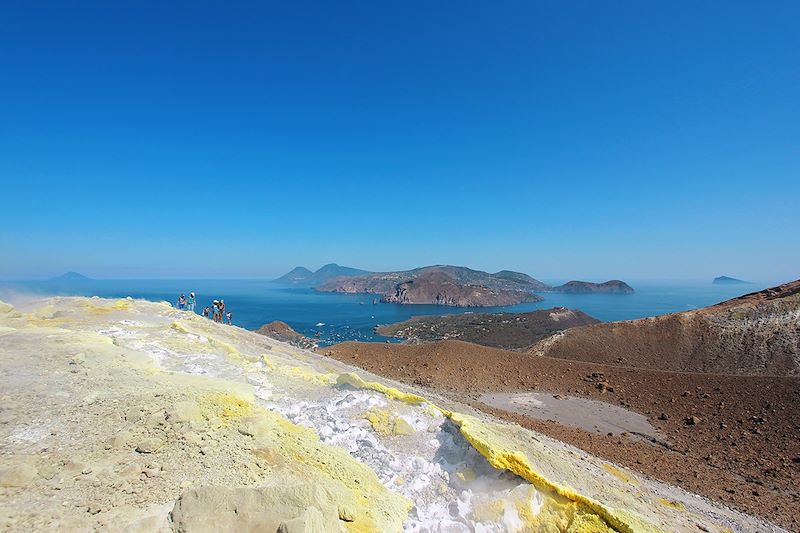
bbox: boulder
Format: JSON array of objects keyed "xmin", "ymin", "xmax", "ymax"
[
  {"xmin": 167, "ymin": 401, "xmax": 204, "ymax": 424},
  {"xmin": 135, "ymin": 438, "xmax": 163, "ymax": 454},
  {"xmin": 170, "ymin": 483, "xmax": 343, "ymax": 532}
]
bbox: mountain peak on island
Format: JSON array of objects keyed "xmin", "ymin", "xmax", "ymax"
[
  {"xmin": 713, "ymin": 276, "xmax": 749, "ymax": 285},
  {"xmin": 277, "ymin": 266, "xmax": 314, "ymax": 282},
  {"xmin": 50, "ymin": 271, "xmax": 92, "ymax": 282},
  {"xmin": 274, "ymin": 264, "xmax": 370, "ymax": 287}
]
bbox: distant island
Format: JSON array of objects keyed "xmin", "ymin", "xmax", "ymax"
[
  {"xmin": 317, "ymin": 265, "xmax": 547, "ymax": 307},
  {"xmin": 713, "ymin": 276, "xmax": 749, "ymax": 285},
  {"xmin": 317, "ymin": 265, "xmax": 549, "ymax": 294},
  {"xmin": 49, "ymin": 272, "xmax": 92, "ymax": 282},
  {"xmin": 273, "ymin": 263, "xmax": 370, "ymax": 287},
  {"xmin": 550, "ymin": 280, "xmax": 635, "ymax": 294},
  {"xmin": 380, "ymin": 270, "xmax": 543, "ymax": 307},
  {"xmin": 274, "ymin": 264, "xmax": 634, "ymax": 307}
]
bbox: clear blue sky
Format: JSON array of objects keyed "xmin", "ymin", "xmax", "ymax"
[{"xmin": 2, "ymin": 1, "xmax": 798, "ymax": 282}]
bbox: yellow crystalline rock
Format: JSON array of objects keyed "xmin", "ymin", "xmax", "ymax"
[
  {"xmin": 112, "ymin": 299, "xmax": 132, "ymax": 310},
  {"xmin": 280, "ymin": 365, "xmax": 338, "ymax": 385},
  {"xmin": 82, "ymin": 298, "xmax": 132, "ymax": 313},
  {"xmin": 657, "ymin": 498, "xmax": 685, "ymax": 510},
  {"xmin": 337, "ymin": 372, "xmax": 435, "ymax": 407},
  {"xmin": 336, "ymin": 372, "xmax": 667, "ymax": 532},
  {"xmin": 602, "ymin": 464, "xmax": 637, "ymax": 485},
  {"xmin": 450, "ymin": 412, "xmax": 665, "ymax": 533},
  {"xmin": 203, "ymin": 392, "xmax": 253, "ymax": 420},
  {"xmin": 364, "ymin": 408, "xmax": 415, "ymax": 436}
]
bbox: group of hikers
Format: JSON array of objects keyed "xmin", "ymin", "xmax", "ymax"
[{"xmin": 176, "ymin": 292, "xmax": 233, "ymax": 325}]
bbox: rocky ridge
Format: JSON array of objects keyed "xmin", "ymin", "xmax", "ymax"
[{"xmin": 529, "ymin": 279, "xmax": 800, "ymax": 375}]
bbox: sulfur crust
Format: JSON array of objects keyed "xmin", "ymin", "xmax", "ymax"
[
  {"xmin": 337, "ymin": 372, "xmax": 438, "ymax": 408},
  {"xmin": 340, "ymin": 373, "xmax": 668, "ymax": 533},
  {"xmin": 364, "ymin": 408, "xmax": 415, "ymax": 436},
  {"xmin": 602, "ymin": 463, "xmax": 638, "ymax": 485},
  {"xmin": 200, "ymin": 391, "xmax": 411, "ymax": 532}
]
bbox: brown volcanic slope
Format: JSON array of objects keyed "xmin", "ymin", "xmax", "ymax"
[
  {"xmin": 255, "ymin": 320, "xmax": 317, "ymax": 350},
  {"xmin": 377, "ymin": 307, "xmax": 599, "ymax": 350},
  {"xmin": 321, "ymin": 340, "xmax": 800, "ymax": 530},
  {"xmin": 530, "ymin": 279, "xmax": 800, "ymax": 376},
  {"xmin": 380, "ymin": 271, "xmax": 543, "ymax": 307}
]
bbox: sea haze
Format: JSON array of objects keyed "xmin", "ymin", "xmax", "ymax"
[{"xmin": 0, "ymin": 279, "xmax": 776, "ymax": 346}]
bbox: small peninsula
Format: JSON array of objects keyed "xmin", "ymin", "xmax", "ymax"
[
  {"xmin": 255, "ymin": 320, "xmax": 318, "ymax": 350},
  {"xmin": 377, "ymin": 307, "xmax": 599, "ymax": 350}
]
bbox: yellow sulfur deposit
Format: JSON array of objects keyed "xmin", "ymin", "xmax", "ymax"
[
  {"xmin": 657, "ymin": 498, "xmax": 685, "ymax": 510},
  {"xmin": 337, "ymin": 372, "xmax": 439, "ymax": 408},
  {"xmin": 341, "ymin": 373, "xmax": 666, "ymax": 533},
  {"xmin": 364, "ymin": 408, "xmax": 415, "ymax": 436},
  {"xmin": 199, "ymin": 391, "xmax": 411, "ymax": 532},
  {"xmin": 602, "ymin": 463, "xmax": 637, "ymax": 485},
  {"xmin": 449, "ymin": 412, "xmax": 664, "ymax": 533}
]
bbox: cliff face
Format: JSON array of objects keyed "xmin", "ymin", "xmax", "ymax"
[
  {"xmin": 379, "ymin": 271, "xmax": 543, "ymax": 307},
  {"xmin": 551, "ymin": 280, "xmax": 635, "ymax": 294},
  {"xmin": 530, "ymin": 279, "xmax": 800, "ymax": 376}
]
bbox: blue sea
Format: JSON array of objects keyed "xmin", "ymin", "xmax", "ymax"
[{"xmin": 0, "ymin": 279, "xmax": 778, "ymax": 346}]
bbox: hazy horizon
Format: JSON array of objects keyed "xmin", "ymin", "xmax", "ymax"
[
  {"xmin": 2, "ymin": 3, "xmax": 798, "ymax": 282},
  {"xmin": 1, "ymin": 265, "xmax": 792, "ymax": 288}
]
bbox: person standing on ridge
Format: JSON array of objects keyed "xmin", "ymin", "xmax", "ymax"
[
  {"xmin": 187, "ymin": 292, "xmax": 196, "ymax": 313},
  {"xmin": 202, "ymin": 306, "xmax": 210, "ymax": 319},
  {"xmin": 226, "ymin": 311, "xmax": 232, "ymax": 325},
  {"xmin": 212, "ymin": 300, "xmax": 220, "ymax": 322},
  {"xmin": 177, "ymin": 294, "xmax": 186, "ymax": 310}
]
